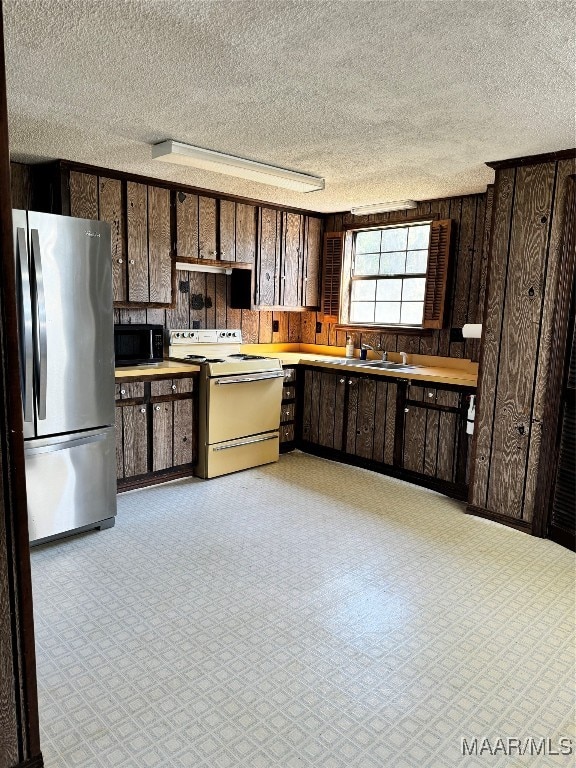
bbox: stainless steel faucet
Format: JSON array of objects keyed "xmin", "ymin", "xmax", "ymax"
[
  {"xmin": 381, "ymin": 350, "xmax": 388, "ymax": 361},
  {"xmin": 400, "ymin": 351, "xmax": 408, "ymax": 365}
]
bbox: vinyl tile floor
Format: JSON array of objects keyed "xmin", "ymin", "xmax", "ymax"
[{"xmin": 31, "ymin": 452, "xmax": 575, "ymax": 767}]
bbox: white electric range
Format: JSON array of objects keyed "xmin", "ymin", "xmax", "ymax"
[{"xmin": 168, "ymin": 329, "xmax": 284, "ymax": 478}]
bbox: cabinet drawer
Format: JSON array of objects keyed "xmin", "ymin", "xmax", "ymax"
[
  {"xmin": 173, "ymin": 377, "xmax": 194, "ymax": 394},
  {"xmin": 283, "ymin": 367, "xmax": 296, "ymax": 383},
  {"xmin": 283, "ymin": 385, "xmax": 296, "ymax": 401},
  {"xmin": 280, "ymin": 423, "xmax": 295, "ymax": 443},
  {"xmin": 115, "ymin": 382, "xmax": 145, "ymax": 401},
  {"xmin": 151, "ymin": 377, "xmax": 195, "ymax": 397},
  {"xmin": 280, "ymin": 402, "xmax": 295, "ymax": 423}
]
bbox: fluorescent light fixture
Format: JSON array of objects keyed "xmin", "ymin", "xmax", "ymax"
[
  {"xmin": 176, "ymin": 262, "xmax": 232, "ymax": 276},
  {"xmin": 350, "ymin": 200, "xmax": 418, "ymax": 215},
  {"xmin": 152, "ymin": 140, "xmax": 325, "ymax": 193}
]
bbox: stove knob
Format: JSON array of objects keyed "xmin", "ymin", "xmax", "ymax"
[
  {"xmin": 175, "ymin": 332, "xmax": 181, "ymax": 338},
  {"xmin": 183, "ymin": 332, "xmax": 190, "ymax": 338}
]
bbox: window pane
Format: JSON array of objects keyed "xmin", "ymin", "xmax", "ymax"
[
  {"xmin": 406, "ymin": 250, "xmax": 428, "ymax": 274},
  {"xmin": 379, "ymin": 252, "xmax": 406, "ymax": 274},
  {"xmin": 407, "ymin": 225, "xmax": 430, "ymax": 250},
  {"xmin": 354, "ymin": 252, "xmax": 379, "ymax": 276},
  {"xmin": 402, "ymin": 277, "xmax": 426, "ymax": 301},
  {"xmin": 376, "ymin": 278, "xmax": 402, "ymax": 301},
  {"xmin": 356, "ymin": 230, "xmax": 381, "ymax": 254},
  {"xmin": 350, "ymin": 302, "xmax": 375, "ymax": 323},
  {"xmin": 351, "ymin": 279, "xmax": 377, "ymax": 302},
  {"xmin": 400, "ymin": 302, "xmax": 424, "ymax": 325},
  {"xmin": 375, "ymin": 302, "xmax": 401, "ymax": 324},
  {"xmin": 381, "ymin": 227, "xmax": 408, "ymax": 252}
]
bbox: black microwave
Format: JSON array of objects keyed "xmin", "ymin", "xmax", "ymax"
[{"xmin": 114, "ymin": 324, "xmax": 164, "ymax": 367}]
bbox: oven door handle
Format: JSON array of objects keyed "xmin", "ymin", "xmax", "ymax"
[
  {"xmin": 214, "ymin": 371, "xmax": 284, "ymax": 385},
  {"xmin": 213, "ymin": 434, "xmax": 278, "ymax": 451}
]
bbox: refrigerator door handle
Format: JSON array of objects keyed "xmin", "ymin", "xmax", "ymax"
[
  {"xmin": 16, "ymin": 227, "xmax": 33, "ymax": 422},
  {"xmin": 30, "ymin": 228, "xmax": 47, "ymax": 420},
  {"xmin": 25, "ymin": 431, "xmax": 107, "ymax": 456}
]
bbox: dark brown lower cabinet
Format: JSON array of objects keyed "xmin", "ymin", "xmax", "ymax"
[
  {"xmin": 280, "ymin": 366, "xmax": 298, "ymax": 452},
  {"xmin": 115, "ymin": 374, "xmax": 197, "ymax": 491},
  {"xmin": 299, "ymin": 366, "xmax": 473, "ymax": 500}
]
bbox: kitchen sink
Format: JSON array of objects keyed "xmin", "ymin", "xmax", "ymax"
[{"xmin": 312, "ymin": 358, "xmax": 417, "ymax": 372}]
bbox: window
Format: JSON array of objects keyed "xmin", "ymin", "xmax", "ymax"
[{"xmin": 348, "ymin": 223, "xmax": 431, "ymax": 326}]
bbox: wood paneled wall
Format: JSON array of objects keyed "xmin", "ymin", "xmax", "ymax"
[
  {"xmin": 115, "ymin": 270, "xmax": 303, "ymax": 343},
  {"xmin": 300, "ymin": 192, "xmax": 491, "ymax": 361},
  {"xmin": 470, "ymin": 157, "xmax": 576, "ymax": 529}
]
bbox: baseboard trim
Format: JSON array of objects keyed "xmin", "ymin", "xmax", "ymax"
[
  {"xmin": 466, "ymin": 504, "xmax": 532, "ymax": 533},
  {"xmin": 14, "ymin": 754, "xmax": 44, "ymax": 768}
]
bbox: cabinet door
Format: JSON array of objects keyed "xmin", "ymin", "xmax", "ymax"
[
  {"xmin": 372, "ymin": 379, "xmax": 397, "ymax": 466},
  {"xmin": 152, "ymin": 401, "xmax": 173, "ymax": 471},
  {"xmin": 281, "ymin": 212, "xmax": 303, "ymax": 307},
  {"xmin": 115, "ymin": 407, "xmax": 125, "ymax": 480},
  {"xmin": 176, "ymin": 191, "xmax": 199, "ymax": 260},
  {"xmin": 235, "ymin": 203, "xmax": 257, "ymax": 264},
  {"xmin": 257, "ymin": 207, "xmax": 280, "ymax": 306},
  {"xmin": 219, "ymin": 199, "xmax": 236, "ymax": 261},
  {"xmin": 127, "ymin": 181, "xmax": 149, "ymax": 302},
  {"xmin": 148, "ymin": 186, "xmax": 172, "ymax": 304},
  {"xmin": 302, "ymin": 369, "xmax": 346, "ymax": 451},
  {"xmin": 69, "ymin": 171, "xmax": 98, "ymax": 219},
  {"xmin": 303, "ymin": 216, "xmax": 322, "ymax": 308},
  {"xmin": 346, "ymin": 376, "xmax": 378, "ymax": 459},
  {"xmin": 99, "ymin": 177, "xmax": 126, "ymax": 302},
  {"xmin": 173, "ymin": 398, "xmax": 195, "ymax": 466},
  {"xmin": 122, "ymin": 404, "xmax": 149, "ymax": 477},
  {"xmin": 198, "ymin": 196, "xmax": 217, "ymax": 259}
]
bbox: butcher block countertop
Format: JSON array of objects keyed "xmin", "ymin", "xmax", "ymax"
[
  {"xmin": 115, "ymin": 360, "xmax": 200, "ymax": 379},
  {"xmin": 241, "ymin": 343, "xmax": 478, "ymax": 388}
]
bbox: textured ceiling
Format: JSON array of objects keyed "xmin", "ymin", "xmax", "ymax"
[{"xmin": 4, "ymin": 0, "xmax": 576, "ymax": 213}]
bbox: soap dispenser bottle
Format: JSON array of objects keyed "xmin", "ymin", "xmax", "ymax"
[{"xmin": 345, "ymin": 335, "xmax": 354, "ymax": 358}]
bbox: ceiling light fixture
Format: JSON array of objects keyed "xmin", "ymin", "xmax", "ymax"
[
  {"xmin": 350, "ymin": 200, "xmax": 418, "ymax": 215},
  {"xmin": 152, "ymin": 141, "xmax": 325, "ymax": 193}
]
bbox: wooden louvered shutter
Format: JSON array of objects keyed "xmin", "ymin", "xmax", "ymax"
[
  {"xmin": 422, "ymin": 219, "xmax": 452, "ymax": 329},
  {"xmin": 321, "ymin": 232, "xmax": 345, "ymax": 321}
]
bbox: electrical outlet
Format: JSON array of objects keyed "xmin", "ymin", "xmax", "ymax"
[
  {"xmin": 272, "ymin": 320, "xmax": 279, "ymax": 333},
  {"xmin": 315, "ymin": 321, "xmax": 322, "ymax": 334}
]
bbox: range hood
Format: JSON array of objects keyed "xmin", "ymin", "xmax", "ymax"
[{"xmin": 176, "ymin": 261, "xmax": 233, "ymax": 275}]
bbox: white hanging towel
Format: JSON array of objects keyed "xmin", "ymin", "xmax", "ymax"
[{"xmin": 467, "ymin": 395, "xmax": 476, "ymax": 435}]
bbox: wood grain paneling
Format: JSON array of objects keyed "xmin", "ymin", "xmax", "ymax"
[
  {"xmin": 126, "ymin": 181, "xmax": 149, "ymax": 302},
  {"xmin": 148, "ymin": 186, "xmax": 172, "ymax": 304},
  {"xmin": 10, "ymin": 161, "xmax": 33, "ymax": 209},
  {"xmin": 486, "ymin": 162, "xmax": 555, "ymax": 518},
  {"xmin": 176, "ymin": 192, "xmax": 198, "ymax": 260},
  {"xmin": 470, "ymin": 169, "xmax": 516, "ymax": 510},
  {"xmin": 258, "ymin": 207, "xmax": 280, "ymax": 306},
  {"xmin": 98, "ymin": 176, "xmax": 125, "ymax": 302},
  {"xmin": 282, "ymin": 212, "xmax": 302, "ymax": 307},
  {"xmin": 235, "ymin": 203, "xmax": 257, "ymax": 264},
  {"xmin": 198, "ymin": 196, "xmax": 217, "ymax": 258},
  {"xmin": 173, "ymin": 399, "xmax": 194, "ymax": 466},
  {"xmin": 304, "ymin": 216, "xmax": 322, "ymax": 307},
  {"xmin": 69, "ymin": 170, "xmax": 98, "ymax": 219},
  {"xmin": 115, "ymin": 407, "xmax": 124, "ymax": 479},
  {"xmin": 152, "ymin": 401, "xmax": 173, "ymax": 471},
  {"xmin": 219, "ymin": 199, "xmax": 236, "ymax": 261},
  {"xmin": 122, "ymin": 404, "xmax": 148, "ymax": 477}
]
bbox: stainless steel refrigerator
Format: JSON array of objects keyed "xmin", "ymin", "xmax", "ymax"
[{"xmin": 13, "ymin": 210, "xmax": 117, "ymax": 544}]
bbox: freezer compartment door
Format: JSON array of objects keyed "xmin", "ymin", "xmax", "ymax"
[
  {"xmin": 25, "ymin": 427, "xmax": 117, "ymax": 543},
  {"xmin": 27, "ymin": 211, "xmax": 115, "ymax": 436},
  {"xmin": 198, "ymin": 431, "xmax": 279, "ymax": 479}
]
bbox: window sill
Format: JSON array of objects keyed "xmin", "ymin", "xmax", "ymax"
[{"xmin": 335, "ymin": 324, "xmax": 434, "ymax": 335}]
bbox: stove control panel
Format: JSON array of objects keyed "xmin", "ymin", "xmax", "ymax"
[{"xmin": 169, "ymin": 329, "xmax": 242, "ymax": 345}]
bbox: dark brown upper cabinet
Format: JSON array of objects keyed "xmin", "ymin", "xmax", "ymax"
[{"xmin": 67, "ymin": 170, "xmax": 173, "ymax": 307}]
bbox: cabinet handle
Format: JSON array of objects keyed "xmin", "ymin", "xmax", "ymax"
[
  {"xmin": 117, "ymin": 258, "xmax": 123, "ymax": 264},
  {"xmin": 404, "ymin": 407, "xmax": 410, "ymax": 413},
  {"xmin": 348, "ymin": 379, "xmax": 354, "ymax": 385},
  {"xmin": 140, "ymin": 407, "xmax": 146, "ymax": 414},
  {"xmin": 428, "ymin": 392, "xmax": 434, "ymax": 398},
  {"xmin": 339, "ymin": 378, "xmax": 345, "ymax": 384},
  {"xmin": 155, "ymin": 405, "xmax": 161, "ymax": 411},
  {"xmin": 120, "ymin": 389, "xmax": 126, "ymax": 395},
  {"xmin": 171, "ymin": 384, "xmax": 177, "ymax": 391},
  {"xmin": 129, "ymin": 259, "xmax": 135, "ymax": 265}
]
